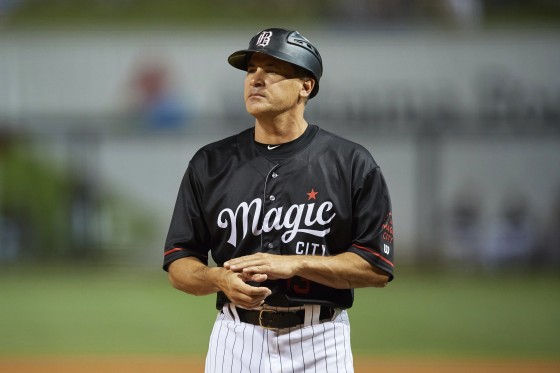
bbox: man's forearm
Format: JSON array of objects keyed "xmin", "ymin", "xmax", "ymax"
[
  {"xmin": 226, "ymin": 251, "xmax": 389, "ymax": 290},
  {"xmin": 168, "ymin": 257, "xmax": 224, "ymax": 296},
  {"xmin": 296, "ymin": 252, "xmax": 389, "ymax": 289}
]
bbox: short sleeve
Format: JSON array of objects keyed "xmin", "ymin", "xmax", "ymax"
[
  {"xmin": 347, "ymin": 167, "xmax": 395, "ymax": 281},
  {"xmin": 163, "ymin": 164, "xmax": 210, "ymax": 271}
]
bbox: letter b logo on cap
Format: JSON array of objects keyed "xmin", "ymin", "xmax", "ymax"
[{"xmin": 256, "ymin": 31, "xmax": 273, "ymax": 47}]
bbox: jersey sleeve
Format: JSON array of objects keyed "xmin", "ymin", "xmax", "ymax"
[
  {"xmin": 347, "ymin": 166, "xmax": 395, "ymax": 281},
  {"xmin": 163, "ymin": 163, "xmax": 210, "ymax": 271}
]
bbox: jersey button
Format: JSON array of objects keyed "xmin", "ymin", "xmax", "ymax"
[
  {"xmin": 271, "ymin": 172, "xmax": 279, "ymax": 178},
  {"xmin": 269, "ymin": 195, "xmax": 276, "ymax": 201},
  {"xmin": 267, "ymin": 243, "xmax": 274, "ymax": 249}
]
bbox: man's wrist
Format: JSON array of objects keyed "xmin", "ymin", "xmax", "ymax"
[
  {"xmin": 293, "ymin": 254, "xmax": 311, "ymax": 277},
  {"xmin": 205, "ymin": 266, "xmax": 228, "ymax": 293}
]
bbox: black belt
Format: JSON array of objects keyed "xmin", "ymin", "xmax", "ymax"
[{"xmin": 235, "ymin": 306, "xmax": 336, "ymax": 329}]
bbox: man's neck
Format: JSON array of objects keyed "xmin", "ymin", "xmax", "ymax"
[{"xmin": 254, "ymin": 116, "xmax": 308, "ymax": 145}]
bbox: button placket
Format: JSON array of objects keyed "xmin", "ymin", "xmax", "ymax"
[{"xmin": 262, "ymin": 166, "xmax": 280, "ymax": 253}]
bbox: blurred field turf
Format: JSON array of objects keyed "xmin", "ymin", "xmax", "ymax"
[{"xmin": 0, "ymin": 265, "xmax": 559, "ymax": 359}]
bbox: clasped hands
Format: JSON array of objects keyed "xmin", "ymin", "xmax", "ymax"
[{"xmin": 221, "ymin": 253, "xmax": 301, "ymax": 309}]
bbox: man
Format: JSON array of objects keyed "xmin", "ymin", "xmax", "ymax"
[{"xmin": 163, "ymin": 27, "xmax": 394, "ymax": 373}]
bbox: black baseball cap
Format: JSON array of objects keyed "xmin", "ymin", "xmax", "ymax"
[{"xmin": 228, "ymin": 28, "xmax": 323, "ymax": 98}]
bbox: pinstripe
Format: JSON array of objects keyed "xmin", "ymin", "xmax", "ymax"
[
  {"xmin": 239, "ymin": 324, "xmax": 247, "ymax": 373},
  {"xmin": 344, "ymin": 322, "xmax": 350, "ymax": 373},
  {"xmin": 340, "ymin": 312, "xmax": 348, "ymax": 372},
  {"xmin": 205, "ymin": 313, "xmax": 216, "ymax": 372},
  {"xmin": 288, "ymin": 327, "xmax": 295, "ymax": 373},
  {"xmin": 267, "ymin": 329, "xmax": 272, "ymax": 373},
  {"xmin": 212, "ymin": 313, "xmax": 226, "ymax": 373},
  {"xmin": 248, "ymin": 323, "xmax": 255, "ymax": 372},
  {"xmin": 311, "ymin": 307, "xmax": 317, "ymax": 373},
  {"xmin": 260, "ymin": 328, "xmax": 267, "ymax": 373},
  {"xmin": 257, "ymin": 324, "xmax": 264, "ymax": 373},
  {"xmin": 205, "ymin": 313, "xmax": 218, "ymax": 372},
  {"xmin": 300, "ymin": 324, "xmax": 306, "ymax": 372},
  {"xmin": 249, "ymin": 323, "xmax": 258, "ymax": 373},
  {"xmin": 205, "ymin": 319, "xmax": 212, "ymax": 371},
  {"xmin": 343, "ymin": 312, "xmax": 352, "ymax": 371},
  {"xmin": 231, "ymin": 323, "xmax": 241, "ymax": 373},
  {"xmin": 322, "ymin": 322, "xmax": 328, "ymax": 372},
  {"xmin": 333, "ymin": 320, "xmax": 340, "ymax": 373},
  {"xmin": 221, "ymin": 321, "xmax": 231, "ymax": 373},
  {"xmin": 332, "ymin": 321, "xmax": 344, "ymax": 373},
  {"xmin": 277, "ymin": 332, "xmax": 283, "ymax": 373},
  {"xmin": 207, "ymin": 312, "xmax": 223, "ymax": 373},
  {"xmin": 229, "ymin": 324, "xmax": 236, "ymax": 373}
]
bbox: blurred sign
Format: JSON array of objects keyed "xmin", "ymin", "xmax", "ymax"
[{"xmin": 0, "ymin": 30, "xmax": 559, "ymax": 136}]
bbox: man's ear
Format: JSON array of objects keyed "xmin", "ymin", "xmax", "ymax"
[{"xmin": 300, "ymin": 78, "xmax": 315, "ymax": 99}]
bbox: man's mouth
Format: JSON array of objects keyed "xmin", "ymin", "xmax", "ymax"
[{"xmin": 248, "ymin": 92, "xmax": 265, "ymax": 98}]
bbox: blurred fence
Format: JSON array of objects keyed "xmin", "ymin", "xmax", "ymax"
[{"xmin": 1, "ymin": 28, "xmax": 559, "ymax": 270}]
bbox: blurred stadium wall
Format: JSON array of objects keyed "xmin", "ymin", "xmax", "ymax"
[{"xmin": 0, "ymin": 1, "xmax": 559, "ymax": 272}]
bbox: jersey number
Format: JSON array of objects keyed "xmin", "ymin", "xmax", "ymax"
[{"xmin": 288, "ymin": 277, "xmax": 311, "ymax": 295}]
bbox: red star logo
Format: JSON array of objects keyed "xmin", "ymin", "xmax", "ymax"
[{"xmin": 307, "ymin": 188, "xmax": 318, "ymax": 200}]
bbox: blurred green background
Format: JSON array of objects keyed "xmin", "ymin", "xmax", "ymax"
[
  {"xmin": 1, "ymin": 265, "xmax": 559, "ymax": 359},
  {"xmin": 1, "ymin": 0, "xmax": 560, "ymax": 366}
]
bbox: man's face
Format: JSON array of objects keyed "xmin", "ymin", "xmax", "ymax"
[{"xmin": 244, "ymin": 53, "xmax": 306, "ymax": 118}]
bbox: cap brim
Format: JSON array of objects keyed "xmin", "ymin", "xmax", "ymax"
[
  {"xmin": 228, "ymin": 49, "xmax": 298, "ymax": 72},
  {"xmin": 228, "ymin": 50, "xmax": 252, "ymax": 71},
  {"xmin": 227, "ymin": 49, "xmax": 320, "ymax": 98}
]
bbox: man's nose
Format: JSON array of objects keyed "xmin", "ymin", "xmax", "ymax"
[{"xmin": 251, "ymin": 68, "xmax": 265, "ymax": 86}]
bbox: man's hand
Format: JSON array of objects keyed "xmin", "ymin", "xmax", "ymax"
[
  {"xmin": 167, "ymin": 257, "xmax": 271, "ymax": 309},
  {"xmin": 224, "ymin": 253, "xmax": 302, "ymax": 281},
  {"xmin": 216, "ymin": 268, "xmax": 272, "ymax": 309}
]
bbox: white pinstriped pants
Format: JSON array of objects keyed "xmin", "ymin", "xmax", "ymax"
[{"xmin": 205, "ymin": 304, "xmax": 354, "ymax": 373}]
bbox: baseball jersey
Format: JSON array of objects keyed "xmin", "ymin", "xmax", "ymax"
[{"xmin": 163, "ymin": 125, "xmax": 394, "ymax": 310}]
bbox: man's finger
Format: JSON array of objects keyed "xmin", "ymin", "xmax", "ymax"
[
  {"xmin": 227, "ymin": 260, "xmax": 261, "ymax": 271},
  {"xmin": 225, "ymin": 254, "xmax": 269, "ymax": 270},
  {"xmin": 242, "ymin": 265, "xmax": 266, "ymax": 274},
  {"xmin": 230, "ymin": 294, "xmax": 265, "ymax": 309},
  {"xmin": 243, "ymin": 285, "xmax": 271, "ymax": 298},
  {"xmin": 241, "ymin": 272, "xmax": 268, "ymax": 283}
]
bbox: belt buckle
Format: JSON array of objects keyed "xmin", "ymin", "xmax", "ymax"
[{"xmin": 259, "ymin": 309, "xmax": 278, "ymax": 330}]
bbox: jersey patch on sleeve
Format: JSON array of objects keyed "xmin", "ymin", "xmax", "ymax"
[{"xmin": 382, "ymin": 212, "xmax": 394, "ymax": 246}]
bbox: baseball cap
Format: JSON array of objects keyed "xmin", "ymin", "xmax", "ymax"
[{"xmin": 228, "ymin": 28, "xmax": 323, "ymax": 98}]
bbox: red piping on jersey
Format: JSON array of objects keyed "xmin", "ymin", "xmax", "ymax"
[
  {"xmin": 352, "ymin": 244, "xmax": 394, "ymax": 267},
  {"xmin": 164, "ymin": 247, "xmax": 208, "ymax": 259},
  {"xmin": 164, "ymin": 247, "xmax": 185, "ymax": 256}
]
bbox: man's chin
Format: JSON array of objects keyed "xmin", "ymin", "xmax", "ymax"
[{"xmin": 246, "ymin": 103, "xmax": 271, "ymax": 117}]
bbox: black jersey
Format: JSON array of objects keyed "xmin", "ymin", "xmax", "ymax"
[{"xmin": 163, "ymin": 126, "xmax": 394, "ymax": 310}]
